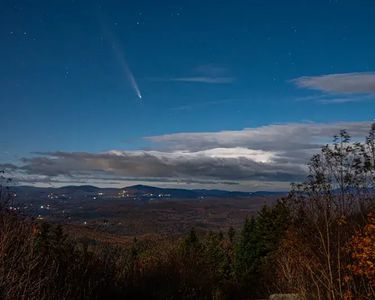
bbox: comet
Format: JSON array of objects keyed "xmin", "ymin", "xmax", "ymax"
[
  {"xmin": 110, "ymin": 41, "xmax": 142, "ymax": 100},
  {"xmin": 97, "ymin": 11, "xmax": 142, "ymax": 100}
]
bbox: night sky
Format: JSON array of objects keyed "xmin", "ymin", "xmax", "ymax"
[{"xmin": 1, "ymin": 0, "xmax": 375, "ymax": 190}]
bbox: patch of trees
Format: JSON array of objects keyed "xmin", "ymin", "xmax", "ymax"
[
  {"xmin": 0, "ymin": 124, "xmax": 374, "ymax": 299},
  {"xmin": 276, "ymin": 124, "xmax": 375, "ymax": 299}
]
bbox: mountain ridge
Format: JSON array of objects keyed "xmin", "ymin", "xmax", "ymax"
[{"xmin": 10, "ymin": 184, "xmax": 286, "ymax": 199}]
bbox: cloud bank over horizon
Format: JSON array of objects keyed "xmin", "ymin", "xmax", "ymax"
[{"xmin": 2, "ymin": 121, "xmax": 373, "ymax": 191}]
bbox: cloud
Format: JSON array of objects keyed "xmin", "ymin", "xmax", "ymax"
[
  {"xmin": 163, "ymin": 77, "xmax": 235, "ymax": 84},
  {"xmin": 0, "ymin": 163, "xmax": 18, "ymax": 170},
  {"xmin": 4, "ymin": 121, "xmax": 373, "ymax": 190},
  {"xmin": 15, "ymin": 148, "xmax": 301, "ymax": 182},
  {"xmin": 147, "ymin": 121, "xmax": 372, "ymax": 152},
  {"xmin": 150, "ymin": 64, "xmax": 235, "ymax": 84},
  {"xmin": 292, "ymin": 72, "xmax": 375, "ymax": 94},
  {"xmin": 194, "ymin": 64, "xmax": 229, "ymax": 76},
  {"xmin": 296, "ymin": 93, "xmax": 375, "ymax": 104},
  {"xmin": 149, "ymin": 76, "xmax": 235, "ymax": 84}
]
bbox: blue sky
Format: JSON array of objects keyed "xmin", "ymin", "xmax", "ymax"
[{"xmin": 1, "ymin": 0, "xmax": 375, "ymax": 190}]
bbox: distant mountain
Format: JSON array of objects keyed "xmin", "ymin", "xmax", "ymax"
[
  {"xmin": 57, "ymin": 185, "xmax": 100, "ymax": 193},
  {"xmin": 126, "ymin": 185, "xmax": 198, "ymax": 198},
  {"xmin": 9, "ymin": 184, "xmax": 286, "ymax": 202},
  {"xmin": 123, "ymin": 185, "xmax": 286, "ymax": 199}
]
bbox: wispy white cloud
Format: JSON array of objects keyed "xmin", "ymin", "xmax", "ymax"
[
  {"xmin": 147, "ymin": 121, "xmax": 372, "ymax": 152},
  {"xmin": 292, "ymin": 72, "xmax": 375, "ymax": 104},
  {"xmin": 292, "ymin": 72, "xmax": 375, "ymax": 94},
  {"xmin": 149, "ymin": 76, "xmax": 235, "ymax": 84},
  {"xmin": 164, "ymin": 76, "xmax": 235, "ymax": 84},
  {"xmin": 150, "ymin": 64, "xmax": 235, "ymax": 84},
  {"xmin": 296, "ymin": 93, "xmax": 375, "ymax": 104}
]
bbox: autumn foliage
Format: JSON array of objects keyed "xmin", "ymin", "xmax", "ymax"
[{"xmin": 344, "ymin": 212, "xmax": 375, "ymax": 299}]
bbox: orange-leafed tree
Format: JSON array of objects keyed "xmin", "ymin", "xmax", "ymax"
[{"xmin": 345, "ymin": 212, "xmax": 375, "ymax": 299}]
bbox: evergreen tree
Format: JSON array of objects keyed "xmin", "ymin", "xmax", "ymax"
[{"xmin": 234, "ymin": 201, "xmax": 290, "ymax": 297}]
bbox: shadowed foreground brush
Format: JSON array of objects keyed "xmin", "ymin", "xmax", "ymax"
[{"xmin": 0, "ymin": 210, "xmax": 120, "ymax": 300}]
